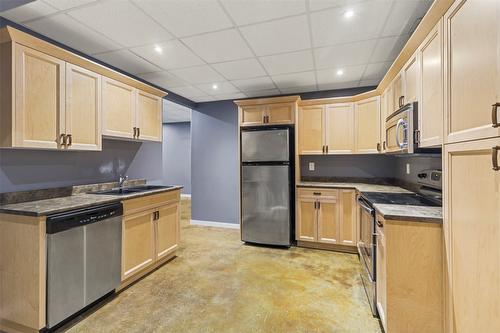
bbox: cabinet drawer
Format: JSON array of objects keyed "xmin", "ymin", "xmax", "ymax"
[
  {"xmin": 123, "ymin": 190, "xmax": 180, "ymax": 215},
  {"xmin": 298, "ymin": 188, "xmax": 338, "ymax": 198}
]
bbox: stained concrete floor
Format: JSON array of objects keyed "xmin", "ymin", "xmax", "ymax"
[{"xmin": 61, "ymin": 199, "xmax": 381, "ymax": 333}]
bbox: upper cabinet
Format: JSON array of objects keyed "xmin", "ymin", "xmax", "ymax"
[
  {"xmin": 236, "ymin": 96, "xmax": 298, "ymax": 127},
  {"xmin": 402, "ymin": 54, "xmax": 419, "ymax": 104},
  {"xmin": 354, "ymin": 96, "xmax": 381, "ymax": 154},
  {"xmin": 418, "ymin": 18, "xmax": 443, "ymax": 148},
  {"xmin": 298, "ymin": 105, "xmax": 324, "ymax": 155},
  {"xmin": 0, "ymin": 26, "xmax": 166, "ymax": 150},
  {"xmin": 444, "ymin": 0, "xmax": 500, "ymax": 144}
]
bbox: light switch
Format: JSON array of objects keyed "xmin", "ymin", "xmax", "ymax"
[
  {"xmin": 309, "ymin": 162, "xmax": 315, "ymax": 171},
  {"xmin": 406, "ymin": 163, "xmax": 411, "ymax": 175}
]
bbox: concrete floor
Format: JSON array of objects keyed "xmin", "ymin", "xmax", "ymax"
[{"xmin": 61, "ymin": 199, "xmax": 381, "ymax": 333}]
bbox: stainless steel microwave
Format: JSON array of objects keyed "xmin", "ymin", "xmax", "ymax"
[{"xmin": 385, "ymin": 102, "xmax": 418, "ymax": 154}]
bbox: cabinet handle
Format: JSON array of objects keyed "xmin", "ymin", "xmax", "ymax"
[
  {"xmin": 493, "ymin": 146, "xmax": 500, "ymax": 171},
  {"xmin": 157, "ymin": 211, "xmax": 160, "ymax": 219},
  {"xmin": 326, "ymin": 145, "xmax": 328, "ymax": 154},
  {"xmin": 313, "ymin": 192, "xmax": 321, "ymax": 195},
  {"xmin": 492, "ymin": 103, "xmax": 500, "ymax": 128},
  {"xmin": 314, "ymin": 201, "xmax": 317, "ymax": 209},
  {"xmin": 383, "ymin": 141, "xmax": 386, "ymax": 150},
  {"xmin": 67, "ymin": 134, "xmax": 72, "ymax": 147},
  {"xmin": 377, "ymin": 220, "xmax": 384, "ymax": 228},
  {"xmin": 137, "ymin": 127, "xmax": 140, "ymax": 138},
  {"xmin": 133, "ymin": 127, "xmax": 137, "ymax": 138},
  {"xmin": 60, "ymin": 134, "xmax": 67, "ymax": 146},
  {"xmin": 322, "ymin": 145, "xmax": 325, "ymax": 154},
  {"xmin": 377, "ymin": 143, "xmax": 381, "ymax": 152},
  {"xmin": 317, "ymin": 201, "xmax": 320, "ymax": 209}
]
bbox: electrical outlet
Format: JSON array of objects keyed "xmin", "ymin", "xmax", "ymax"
[
  {"xmin": 309, "ymin": 162, "xmax": 315, "ymax": 171},
  {"xmin": 406, "ymin": 163, "xmax": 411, "ymax": 175}
]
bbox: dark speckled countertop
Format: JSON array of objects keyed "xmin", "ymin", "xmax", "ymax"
[
  {"xmin": 0, "ymin": 185, "xmax": 183, "ymax": 217},
  {"xmin": 297, "ymin": 181, "xmax": 442, "ymax": 223}
]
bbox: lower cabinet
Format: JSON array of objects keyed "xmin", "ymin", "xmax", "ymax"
[
  {"xmin": 296, "ymin": 188, "xmax": 357, "ymax": 250},
  {"xmin": 375, "ymin": 214, "xmax": 443, "ymax": 333},
  {"xmin": 121, "ymin": 191, "xmax": 180, "ymax": 287}
]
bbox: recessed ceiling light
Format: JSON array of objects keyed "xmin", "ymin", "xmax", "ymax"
[
  {"xmin": 154, "ymin": 45, "xmax": 163, "ymax": 54},
  {"xmin": 344, "ymin": 10, "xmax": 354, "ymax": 19},
  {"xmin": 336, "ymin": 69, "xmax": 344, "ymax": 76},
  {"xmin": 212, "ymin": 84, "xmax": 218, "ymax": 90}
]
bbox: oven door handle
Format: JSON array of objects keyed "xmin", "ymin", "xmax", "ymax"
[{"xmin": 357, "ymin": 198, "xmax": 374, "ymax": 215}]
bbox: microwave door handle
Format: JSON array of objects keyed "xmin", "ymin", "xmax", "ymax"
[{"xmin": 395, "ymin": 119, "xmax": 405, "ymax": 149}]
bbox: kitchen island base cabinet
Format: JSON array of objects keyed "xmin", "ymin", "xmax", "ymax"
[{"xmin": 376, "ymin": 215, "xmax": 443, "ymax": 333}]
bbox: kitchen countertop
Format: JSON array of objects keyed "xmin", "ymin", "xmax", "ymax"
[
  {"xmin": 297, "ymin": 181, "xmax": 442, "ymax": 223},
  {"xmin": 0, "ymin": 186, "xmax": 183, "ymax": 217}
]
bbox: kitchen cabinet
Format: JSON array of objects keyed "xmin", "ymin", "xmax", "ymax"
[
  {"xmin": 392, "ymin": 73, "xmax": 404, "ymax": 111},
  {"xmin": 298, "ymin": 105, "xmax": 324, "ymax": 154},
  {"xmin": 380, "ymin": 90, "xmax": 388, "ymax": 152},
  {"xmin": 65, "ymin": 63, "xmax": 101, "ymax": 150},
  {"xmin": 443, "ymin": 138, "xmax": 500, "ymax": 332},
  {"xmin": 402, "ymin": 54, "xmax": 419, "ymax": 104},
  {"xmin": 137, "ymin": 90, "xmax": 162, "ymax": 142},
  {"xmin": 385, "ymin": 82, "xmax": 395, "ymax": 119},
  {"xmin": 375, "ymin": 215, "xmax": 444, "ymax": 333},
  {"xmin": 236, "ymin": 96, "xmax": 298, "ymax": 127},
  {"xmin": 120, "ymin": 190, "xmax": 181, "ymax": 288},
  {"xmin": 418, "ymin": 18, "xmax": 443, "ymax": 147},
  {"xmin": 354, "ymin": 96, "xmax": 381, "ymax": 154},
  {"xmin": 444, "ymin": 0, "xmax": 500, "ymax": 143},
  {"xmin": 296, "ymin": 188, "xmax": 357, "ymax": 250},
  {"xmin": 102, "ymin": 77, "xmax": 137, "ymax": 140}
]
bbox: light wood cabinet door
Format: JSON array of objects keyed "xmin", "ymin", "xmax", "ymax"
[
  {"xmin": 339, "ymin": 189, "xmax": 356, "ymax": 246},
  {"xmin": 298, "ymin": 106, "xmax": 324, "ymax": 154},
  {"xmin": 267, "ymin": 103, "xmax": 294, "ymax": 124},
  {"xmin": 403, "ymin": 54, "xmax": 419, "ymax": 104},
  {"xmin": 393, "ymin": 74, "xmax": 403, "ymax": 110},
  {"xmin": 355, "ymin": 97, "xmax": 381, "ymax": 154},
  {"xmin": 14, "ymin": 44, "xmax": 64, "ymax": 149},
  {"xmin": 122, "ymin": 211, "xmax": 155, "ymax": 281},
  {"xmin": 154, "ymin": 203, "xmax": 179, "ymax": 260},
  {"xmin": 102, "ymin": 77, "xmax": 136, "ymax": 139},
  {"xmin": 444, "ymin": 138, "xmax": 500, "ymax": 333},
  {"xmin": 386, "ymin": 83, "xmax": 395, "ymax": 118},
  {"xmin": 444, "ymin": 0, "xmax": 500, "ymax": 143},
  {"xmin": 297, "ymin": 197, "xmax": 317, "ymax": 241},
  {"xmin": 240, "ymin": 105, "xmax": 266, "ymax": 126},
  {"xmin": 375, "ymin": 216, "xmax": 387, "ymax": 331},
  {"xmin": 325, "ymin": 103, "xmax": 354, "ymax": 154},
  {"xmin": 65, "ymin": 63, "xmax": 101, "ymax": 150},
  {"xmin": 137, "ymin": 90, "xmax": 162, "ymax": 142},
  {"xmin": 317, "ymin": 197, "xmax": 340, "ymax": 244},
  {"xmin": 419, "ymin": 19, "xmax": 443, "ymax": 148}
]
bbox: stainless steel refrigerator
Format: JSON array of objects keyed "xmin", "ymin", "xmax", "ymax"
[{"xmin": 241, "ymin": 127, "xmax": 294, "ymax": 246}]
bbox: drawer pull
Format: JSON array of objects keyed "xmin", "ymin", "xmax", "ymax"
[
  {"xmin": 493, "ymin": 146, "xmax": 500, "ymax": 171},
  {"xmin": 492, "ymin": 103, "xmax": 500, "ymax": 128},
  {"xmin": 313, "ymin": 192, "xmax": 321, "ymax": 195}
]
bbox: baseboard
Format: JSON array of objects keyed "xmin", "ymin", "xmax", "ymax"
[
  {"xmin": 190, "ymin": 219, "xmax": 240, "ymax": 229},
  {"xmin": 181, "ymin": 194, "xmax": 191, "ymax": 199}
]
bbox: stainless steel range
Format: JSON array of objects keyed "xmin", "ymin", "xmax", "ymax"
[{"xmin": 357, "ymin": 169, "xmax": 442, "ymax": 316}]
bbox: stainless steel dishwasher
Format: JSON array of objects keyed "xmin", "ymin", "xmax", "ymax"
[{"xmin": 46, "ymin": 203, "xmax": 122, "ymax": 329}]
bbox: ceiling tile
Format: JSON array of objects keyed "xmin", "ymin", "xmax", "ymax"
[
  {"xmin": 211, "ymin": 58, "xmax": 266, "ymax": 80},
  {"xmin": 26, "ymin": 14, "xmax": 120, "ymax": 54},
  {"xmin": 196, "ymin": 81, "xmax": 239, "ymax": 95},
  {"xmin": 212, "ymin": 92, "xmax": 247, "ymax": 101},
  {"xmin": 44, "ymin": 0, "xmax": 96, "ymax": 10},
  {"xmin": 271, "ymin": 71, "xmax": 316, "ymax": 89},
  {"xmin": 240, "ymin": 15, "xmax": 310, "ymax": 56},
  {"xmin": 280, "ymin": 85, "xmax": 317, "ymax": 94},
  {"xmin": 68, "ymin": 0, "xmax": 172, "ymax": 47},
  {"xmin": 259, "ymin": 50, "xmax": 314, "ymax": 75},
  {"xmin": 0, "ymin": 1, "xmax": 57, "ymax": 22},
  {"xmin": 316, "ymin": 64, "xmax": 365, "ymax": 88},
  {"xmin": 131, "ymin": 40, "xmax": 203, "ymax": 70},
  {"xmin": 309, "ymin": 0, "xmax": 366, "ymax": 12},
  {"xmin": 169, "ymin": 85, "xmax": 207, "ymax": 98},
  {"xmin": 192, "ymin": 96, "xmax": 216, "ymax": 103},
  {"xmin": 382, "ymin": 0, "xmax": 432, "ymax": 37},
  {"xmin": 359, "ymin": 78, "xmax": 380, "ymax": 87},
  {"xmin": 134, "ymin": 0, "xmax": 232, "ymax": 38},
  {"xmin": 245, "ymin": 89, "xmax": 281, "ymax": 98},
  {"xmin": 139, "ymin": 71, "xmax": 187, "ymax": 88},
  {"xmin": 221, "ymin": 0, "xmax": 306, "ymax": 25},
  {"xmin": 310, "ymin": 1, "xmax": 392, "ymax": 47},
  {"xmin": 363, "ymin": 61, "xmax": 392, "ymax": 80},
  {"xmin": 170, "ymin": 65, "xmax": 225, "ymax": 84},
  {"xmin": 93, "ymin": 49, "xmax": 160, "ymax": 75},
  {"xmin": 371, "ymin": 35, "xmax": 408, "ymax": 63},
  {"xmin": 182, "ymin": 29, "xmax": 253, "ymax": 63},
  {"xmin": 231, "ymin": 76, "xmax": 276, "ymax": 92},
  {"xmin": 314, "ymin": 39, "xmax": 376, "ymax": 69},
  {"xmin": 318, "ymin": 80, "xmax": 360, "ymax": 90}
]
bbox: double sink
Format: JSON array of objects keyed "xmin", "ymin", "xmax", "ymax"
[{"xmin": 92, "ymin": 185, "xmax": 174, "ymax": 195}]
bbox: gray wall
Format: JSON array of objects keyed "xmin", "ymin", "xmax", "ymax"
[
  {"xmin": 394, "ymin": 155, "xmax": 442, "ymax": 183},
  {"xmin": 162, "ymin": 122, "xmax": 191, "ymax": 194},
  {"xmin": 191, "ymin": 101, "xmax": 239, "ymax": 224},
  {"xmin": 0, "ymin": 140, "xmax": 163, "ymax": 193}
]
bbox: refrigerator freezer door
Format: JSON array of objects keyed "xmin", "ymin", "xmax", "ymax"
[
  {"xmin": 241, "ymin": 129, "xmax": 289, "ymax": 162},
  {"xmin": 241, "ymin": 165, "xmax": 290, "ymax": 246}
]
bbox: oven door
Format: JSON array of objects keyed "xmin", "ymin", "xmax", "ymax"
[{"xmin": 357, "ymin": 196, "xmax": 376, "ymax": 280}]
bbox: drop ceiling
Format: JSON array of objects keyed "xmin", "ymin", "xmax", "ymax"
[{"xmin": 0, "ymin": 0, "xmax": 432, "ymax": 103}]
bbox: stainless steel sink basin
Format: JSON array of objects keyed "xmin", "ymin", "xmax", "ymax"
[{"xmin": 91, "ymin": 185, "xmax": 174, "ymax": 195}]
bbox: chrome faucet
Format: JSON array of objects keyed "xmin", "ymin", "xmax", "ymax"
[{"xmin": 118, "ymin": 175, "xmax": 128, "ymax": 188}]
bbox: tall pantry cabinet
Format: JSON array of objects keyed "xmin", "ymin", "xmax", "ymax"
[{"xmin": 443, "ymin": 0, "xmax": 500, "ymax": 332}]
